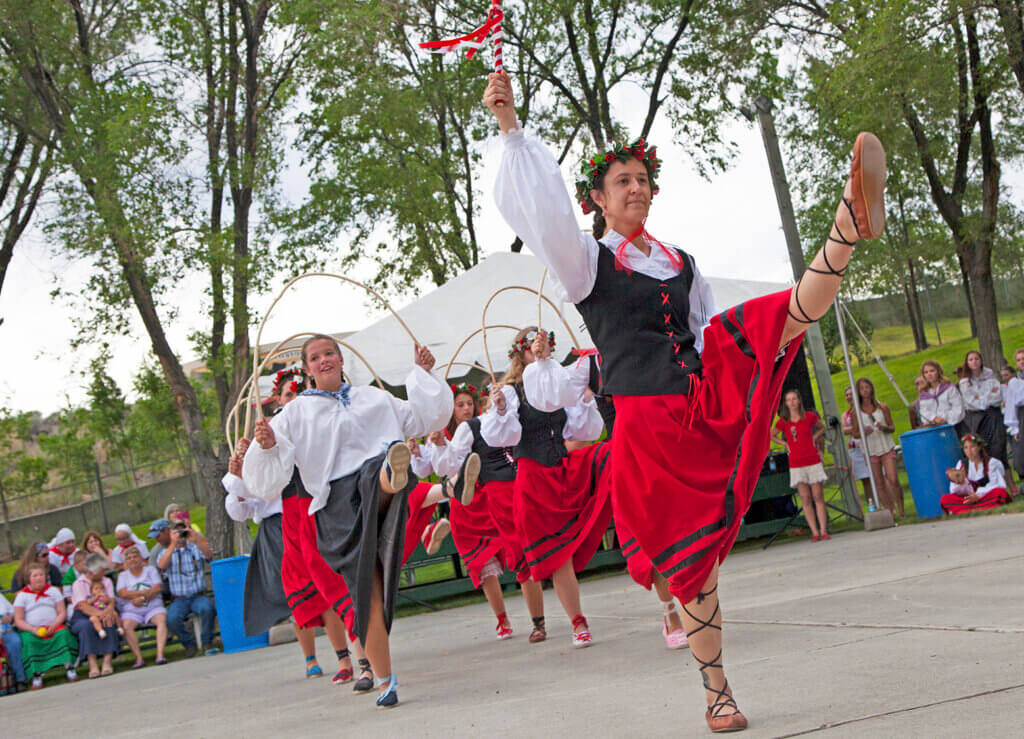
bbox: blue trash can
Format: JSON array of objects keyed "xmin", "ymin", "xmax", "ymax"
[
  {"xmin": 210, "ymin": 555, "xmax": 269, "ymax": 654},
  {"xmin": 899, "ymin": 425, "xmax": 962, "ymax": 519}
]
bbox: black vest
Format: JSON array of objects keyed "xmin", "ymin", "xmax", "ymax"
[
  {"xmin": 467, "ymin": 417, "xmax": 516, "ymax": 483},
  {"xmin": 586, "ymin": 353, "xmax": 616, "ymax": 437},
  {"xmin": 576, "ymin": 244, "xmax": 702, "ymax": 396},
  {"xmin": 513, "ymin": 384, "xmax": 568, "ymax": 467}
]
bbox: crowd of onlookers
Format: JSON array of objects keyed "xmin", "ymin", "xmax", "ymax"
[
  {"xmin": 774, "ymin": 349, "xmax": 1020, "ymax": 537},
  {"xmin": 0, "ymin": 503, "xmax": 220, "ymax": 693}
]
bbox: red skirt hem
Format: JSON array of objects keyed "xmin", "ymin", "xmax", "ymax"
[
  {"xmin": 281, "ymin": 495, "xmax": 330, "ymax": 629},
  {"xmin": 940, "ymin": 489, "xmax": 1011, "ymax": 514},
  {"xmin": 403, "ymin": 482, "xmax": 439, "ymax": 564}
]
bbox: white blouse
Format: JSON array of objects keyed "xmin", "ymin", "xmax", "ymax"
[
  {"xmin": 480, "ymin": 383, "xmax": 605, "ymax": 449},
  {"xmin": 950, "ymin": 458, "xmax": 1006, "ymax": 499},
  {"xmin": 1003, "ymin": 377, "xmax": 1024, "ymax": 436},
  {"xmin": 242, "ymin": 367, "xmax": 453, "ymax": 514},
  {"xmin": 494, "ymin": 128, "xmax": 716, "ymax": 353},
  {"xmin": 13, "ymin": 586, "xmax": 62, "ymax": 627},
  {"xmin": 430, "ymin": 423, "xmax": 475, "ymax": 479},
  {"xmin": 959, "ymin": 370, "xmax": 1001, "ymax": 412},
  {"xmin": 111, "ymin": 538, "xmax": 150, "ymax": 565},
  {"xmin": 222, "ymin": 473, "xmax": 283, "ymax": 523},
  {"xmin": 410, "ymin": 442, "xmax": 437, "ymax": 479},
  {"xmin": 916, "ymin": 384, "xmax": 965, "ymax": 427}
]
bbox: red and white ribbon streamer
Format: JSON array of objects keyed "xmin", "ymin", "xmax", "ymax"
[{"xmin": 419, "ymin": 0, "xmax": 504, "ymax": 72}]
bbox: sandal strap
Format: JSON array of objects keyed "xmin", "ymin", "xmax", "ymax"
[
  {"xmin": 335, "ymin": 648, "xmax": 349, "ymax": 660},
  {"xmin": 358, "ymin": 657, "xmax": 372, "ymax": 671},
  {"xmin": 305, "ymin": 655, "xmax": 317, "ymax": 663},
  {"xmin": 571, "ymin": 614, "xmax": 588, "ymax": 630},
  {"xmin": 375, "ymin": 673, "xmax": 398, "ymax": 696}
]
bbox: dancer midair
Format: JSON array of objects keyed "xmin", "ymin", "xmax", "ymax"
[
  {"xmin": 486, "ymin": 72, "xmax": 885, "ymax": 731},
  {"xmin": 227, "ymin": 368, "xmax": 370, "ymax": 688},
  {"xmin": 483, "ymin": 327, "xmax": 612, "ymax": 647},
  {"xmin": 244, "ymin": 335, "xmax": 452, "ymax": 709}
]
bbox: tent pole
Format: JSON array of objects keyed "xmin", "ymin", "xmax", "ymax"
[{"xmin": 842, "ymin": 302, "xmax": 910, "ymax": 406}]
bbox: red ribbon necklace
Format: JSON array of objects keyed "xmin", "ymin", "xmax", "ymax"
[{"xmin": 613, "ymin": 222, "xmax": 685, "ymax": 274}]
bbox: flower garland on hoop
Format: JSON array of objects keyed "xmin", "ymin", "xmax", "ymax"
[
  {"xmin": 574, "ymin": 137, "xmax": 661, "ymax": 215},
  {"xmin": 509, "ymin": 330, "xmax": 555, "ymax": 359}
]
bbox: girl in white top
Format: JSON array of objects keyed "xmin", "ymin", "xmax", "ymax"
[
  {"xmin": 916, "ymin": 360, "xmax": 965, "ymax": 427},
  {"xmin": 849, "ymin": 377, "xmax": 904, "ymax": 518},
  {"xmin": 243, "ymin": 334, "xmax": 452, "ymax": 710},
  {"xmin": 956, "ymin": 350, "xmax": 1007, "ymax": 468},
  {"xmin": 1003, "ymin": 349, "xmax": 1024, "ymax": 479},
  {"xmin": 939, "ymin": 434, "xmax": 1012, "ymax": 514}
]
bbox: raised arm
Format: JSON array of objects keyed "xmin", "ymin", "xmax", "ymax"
[
  {"xmin": 481, "ymin": 385, "xmax": 522, "ymax": 448},
  {"xmin": 396, "ymin": 346, "xmax": 455, "ymax": 439},
  {"xmin": 242, "ymin": 413, "xmax": 295, "ymax": 503},
  {"xmin": 486, "ymin": 74, "xmax": 599, "ymax": 304},
  {"xmin": 522, "ymin": 332, "xmax": 581, "ymax": 412}
]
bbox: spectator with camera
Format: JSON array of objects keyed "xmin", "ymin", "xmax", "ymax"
[{"xmin": 156, "ymin": 519, "xmax": 218, "ymax": 657}]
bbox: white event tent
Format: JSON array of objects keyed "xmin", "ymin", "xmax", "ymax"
[{"xmin": 325, "ymin": 252, "xmax": 790, "ymax": 387}]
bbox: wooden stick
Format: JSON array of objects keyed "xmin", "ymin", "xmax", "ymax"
[
  {"xmin": 480, "ymin": 285, "xmax": 582, "ymax": 378},
  {"xmin": 443, "ymin": 323, "xmax": 520, "ymax": 380}
]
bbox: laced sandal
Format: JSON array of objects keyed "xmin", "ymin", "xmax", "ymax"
[
  {"xmin": 683, "ymin": 585, "xmax": 748, "ymax": 733},
  {"xmin": 528, "ymin": 616, "xmax": 547, "ymax": 644},
  {"xmin": 421, "ymin": 518, "xmax": 451, "ymax": 555},
  {"xmin": 571, "ymin": 614, "xmax": 593, "ymax": 648},
  {"xmin": 789, "ymin": 132, "xmax": 886, "ymax": 326},
  {"xmin": 375, "ymin": 674, "xmax": 399, "ymax": 709},
  {"xmin": 385, "ymin": 441, "xmax": 411, "ymax": 491},
  {"xmin": 661, "ymin": 600, "xmax": 688, "ymax": 650},
  {"xmin": 353, "ymin": 658, "xmax": 374, "ymax": 694},
  {"xmin": 332, "ymin": 648, "xmax": 353, "ymax": 684},
  {"xmin": 495, "ymin": 612, "xmax": 513, "ymax": 640},
  {"xmin": 305, "ymin": 655, "xmax": 323, "ymax": 679}
]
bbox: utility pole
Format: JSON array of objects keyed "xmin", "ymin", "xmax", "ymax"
[{"xmin": 742, "ymin": 95, "xmax": 862, "ymax": 518}]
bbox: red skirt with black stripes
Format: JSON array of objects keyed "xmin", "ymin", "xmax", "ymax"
[
  {"xmin": 614, "ymin": 514, "xmax": 655, "ymax": 591},
  {"xmin": 403, "ymin": 482, "xmax": 439, "ymax": 564},
  {"xmin": 483, "ymin": 480, "xmax": 530, "ymax": 584},
  {"xmin": 514, "ymin": 442, "xmax": 614, "ymax": 582},
  {"xmin": 282, "ymin": 494, "xmax": 356, "ymax": 639},
  {"xmin": 450, "ymin": 485, "xmax": 507, "ymax": 588},
  {"xmin": 610, "ymin": 289, "xmax": 801, "ymax": 605}
]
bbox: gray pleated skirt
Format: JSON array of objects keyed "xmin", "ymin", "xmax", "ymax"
[
  {"xmin": 243, "ymin": 513, "xmax": 292, "ymax": 636},
  {"xmin": 314, "ymin": 451, "xmax": 415, "ymax": 643}
]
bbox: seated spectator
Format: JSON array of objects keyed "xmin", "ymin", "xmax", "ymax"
[
  {"xmin": 47, "ymin": 528, "xmax": 78, "ymax": 576},
  {"xmin": 916, "ymin": 360, "xmax": 965, "ymax": 428},
  {"xmin": 69, "ymin": 553, "xmax": 120, "ymax": 678},
  {"xmin": 80, "ymin": 530, "xmax": 114, "ymax": 570},
  {"xmin": 157, "ymin": 521, "xmax": 219, "ymax": 658},
  {"xmin": 110, "ymin": 523, "xmax": 150, "ymax": 570},
  {"xmin": 940, "ymin": 433, "xmax": 1013, "ymax": 514},
  {"xmin": 0, "ymin": 594, "xmax": 27, "ymax": 692},
  {"xmin": 61, "ymin": 550, "xmax": 88, "ymax": 600},
  {"xmin": 147, "ymin": 518, "xmax": 172, "ymax": 569},
  {"xmin": 13, "ymin": 562, "xmax": 78, "ymax": 689},
  {"xmin": 164, "ymin": 503, "xmax": 203, "ymax": 535},
  {"xmin": 117, "ymin": 546, "xmax": 168, "ymax": 668},
  {"xmin": 11, "ymin": 542, "xmax": 62, "ymax": 591}
]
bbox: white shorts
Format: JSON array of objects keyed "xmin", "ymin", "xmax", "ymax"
[{"xmin": 790, "ymin": 462, "xmax": 828, "ymax": 488}]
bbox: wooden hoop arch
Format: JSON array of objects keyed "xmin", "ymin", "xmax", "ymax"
[
  {"xmin": 246, "ymin": 272, "xmax": 419, "ymax": 433},
  {"xmin": 443, "ymin": 324, "xmax": 520, "ymax": 381},
  {"xmin": 480, "ymin": 286, "xmax": 581, "ymax": 378}
]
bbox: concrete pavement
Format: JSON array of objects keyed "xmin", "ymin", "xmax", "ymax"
[{"xmin": 3, "ymin": 513, "xmax": 1022, "ymax": 738}]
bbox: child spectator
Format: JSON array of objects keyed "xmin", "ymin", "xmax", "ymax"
[
  {"xmin": 61, "ymin": 550, "xmax": 87, "ymax": 601},
  {"xmin": 1003, "ymin": 349, "xmax": 1024, "ymax": 481},
  {"xmin": 916, "ymin": 360, "xmax": 964, "ymax": 428},
  {"xmin": 86, "ymin": 580, "xmax": 124, "ymax": 640},
  {"xmin": 940, "ymin": 433, "xmax": 1012, "ymax": 514}
]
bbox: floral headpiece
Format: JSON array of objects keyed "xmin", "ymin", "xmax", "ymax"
[
  {"xmin": 574, "ymin": 137, "xmax": 661, "ymax": 215},
  {"xmin": 273, "ymin": 367, "xmax": 308, "ymax": 397},
  {"xmin": 960, "ymin": 432, "xmax": 987, "ymax": 448},
  {"xmin": 450, "ymin": 382, "xmax": 484, "ymax": 398},
  {"xmin": 509, "ymin": 330, "xmax": 555, "ymax": 359}
]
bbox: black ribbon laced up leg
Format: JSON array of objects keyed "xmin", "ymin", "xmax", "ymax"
[
  {"xmin": 682, "ymin": 584, "xmax": 739, "ymax": 719},
  {"xmin": 788, "ymin": 196, "xmax": 858, "ymax": 325}
]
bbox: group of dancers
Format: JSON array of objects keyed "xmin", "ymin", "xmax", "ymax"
[{"xmin": 219, "ymin": 72, "xmax": 887, "ymax": 732}]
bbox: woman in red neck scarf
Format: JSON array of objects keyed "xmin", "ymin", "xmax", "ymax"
[{"xmin": 12, "ymin": 563, "xmax": 78, "ymax": 689}]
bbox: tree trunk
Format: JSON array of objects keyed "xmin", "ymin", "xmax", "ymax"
[
  {"xmin": 956, "ymin": 251, "xmax": 977, "ymax": 336},
  {"xmin": 995, "ymin": 0, "xmax": 1024, "ymax": 97},
  {"xmin": 904, "ymin": 258, "xmax": 927, "ymax": 351}
]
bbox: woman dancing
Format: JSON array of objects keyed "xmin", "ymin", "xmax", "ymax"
[
  {"xmin": 483, "ymin": 327, "xmax": 612, "ymax": 647},
  {"xmin": 429, "ymin": 382, "xmax": 530, "ymax": 640},
  {"xmin": 229, "ymin": 368, "xmax": 370, "ymax": 688},
  {"xmin": 485, "ymin": 72, "xmax": 886, "ymax": 731},
  {"xmin": 244, "ymin": 335, "xmax": 452, "ymax": 709}
]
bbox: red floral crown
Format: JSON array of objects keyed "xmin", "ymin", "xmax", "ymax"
[
  {"xmin": 450, "ymin": 382, "xmax": 484, "ymax": 398},
  {"xmin": 508, "ymin": 330, "xmax": 555, "ymax": 359},
  {"xmin": 574, "ymin": 137, "xmax": 661, "ymax": 215},
  {"xmin": 960, "ymin": 432, "xmax": 987, "ymax": 448},
  {"xmin": 273, "ymin": 367, "xmax": 308, "ymax": 397}
]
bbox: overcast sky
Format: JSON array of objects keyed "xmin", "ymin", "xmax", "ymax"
[{"xmin": 3, "ymin": 82, "xmax": 1019, "ymax": 417}]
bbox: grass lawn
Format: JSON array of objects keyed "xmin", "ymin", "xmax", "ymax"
[{"xmin": 865, "ymin": 307, "xmax": 1024, "ymax": 361}]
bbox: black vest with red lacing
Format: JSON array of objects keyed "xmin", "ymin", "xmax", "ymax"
[
  {"xmin": 467, "ymin": 417, "xmax": 516, "ymax": 483},
  {"xmin": 585, "ymin": 353, "xmax": 617, "ymax": 436},
  {"xmin": 576, "ymin": 245, "xmax": 701, "ymax": 396},
  {"xmin": 512, "ymin": 384, "xmax": 567, "ymax": 467}
]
